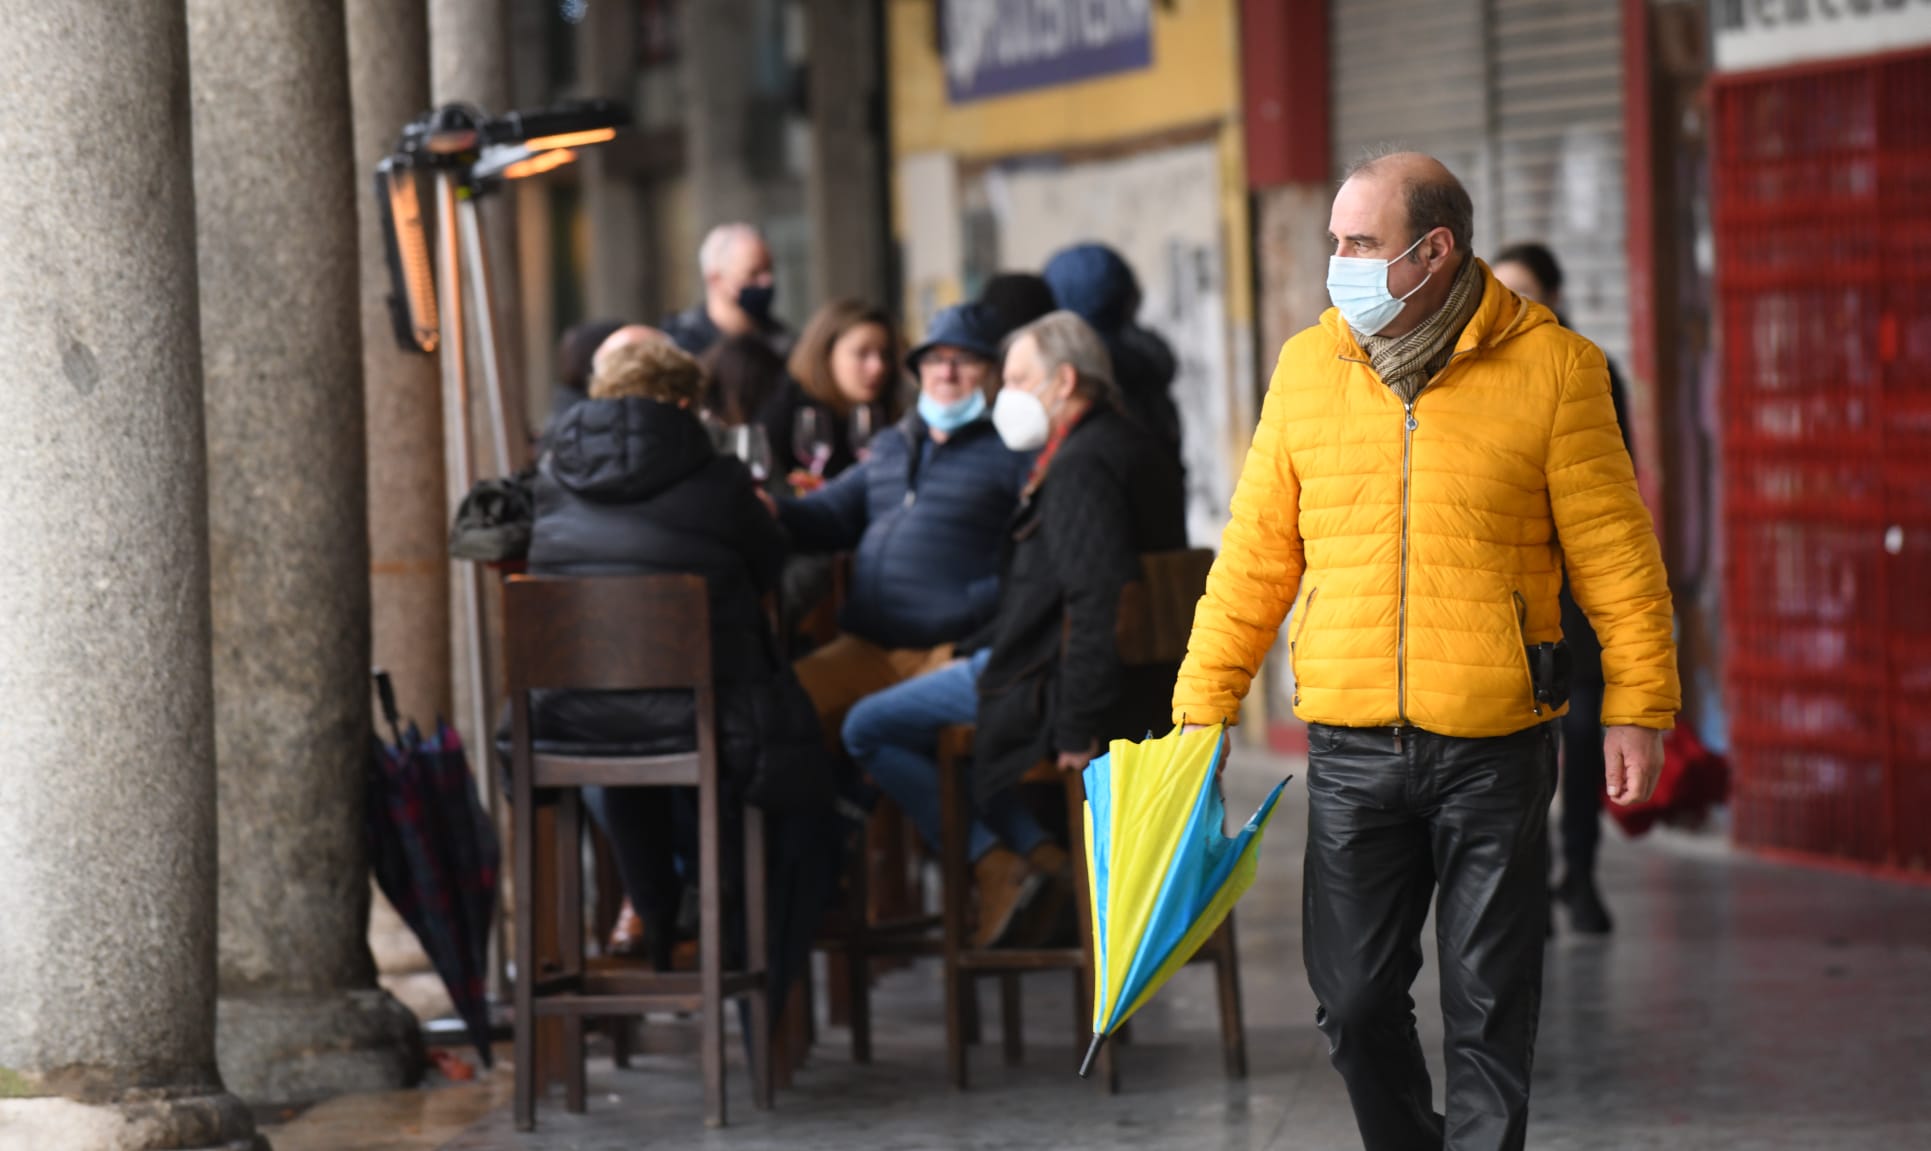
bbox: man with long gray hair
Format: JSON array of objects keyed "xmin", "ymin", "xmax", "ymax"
[{"xmin": 841, "ymin": 310, "xmax": 1187, "ymax": 949}]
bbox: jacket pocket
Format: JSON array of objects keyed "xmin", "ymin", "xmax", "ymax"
[
  {"xmin": 1512, "ymin": 590, "xmax": 1541, "ymax": 716},
  {"xmin": 1290, "ymin": 587, "xmax": 1320, "ymax": 706}
]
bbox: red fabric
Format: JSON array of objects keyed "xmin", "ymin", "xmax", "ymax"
[
  {"xmin": 1605, "ymin": 720, "xmax": 1730, "ymax": 836},
  {"xmin": 1027, "ymin": 408, "xmax": 1089, "ymax": 492}
]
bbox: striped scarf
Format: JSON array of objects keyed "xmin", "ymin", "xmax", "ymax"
[{"xmin": 1358, "ymin": 255, "xmax": 1483, "ymax": 405}]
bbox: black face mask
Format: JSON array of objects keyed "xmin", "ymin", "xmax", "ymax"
[{"xmin": 737, "ymin": 283, "xmax": 776, "ymax": 322}]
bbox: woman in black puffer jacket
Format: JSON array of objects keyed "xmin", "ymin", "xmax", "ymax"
[{"xmin": 522, "ymin": 336, "xmax": 835, "ymax": 987}]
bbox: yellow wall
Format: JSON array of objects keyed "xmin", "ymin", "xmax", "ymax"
[
  {"xmin": 886, "ymin": 0, "xmax": 1251, "ymax": 328},
  {"xmin": 888, "ymin": 0, "xmax": 1242, "ymax": 160}
]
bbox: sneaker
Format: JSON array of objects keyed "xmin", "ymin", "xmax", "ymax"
[{"xmin": 972, "ymin": 848, "xmax": 1045, "ymax": 949}]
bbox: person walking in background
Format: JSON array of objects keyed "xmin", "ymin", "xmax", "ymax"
[
  {"xmin": 1492, "ymin": 241, "xmax": 1635, "ymax": 935},
  {"xmin": 1041, "ymin": 242, "xmax": 1183, "ymax": 458},
  {"xmin": 763, "ymin": 299, "xmax": 907, "ymax": 488},
  {"xmin": 1174, "ymin": 152, "xmax": 1677, "ymax": 1151},
  {"xmin": 663, "ymin": 222, "xmax": 791, "ymax": 358},
  {"xmin": 842, "ymin": 311, "xmax": 1186, "ymax": 947}
]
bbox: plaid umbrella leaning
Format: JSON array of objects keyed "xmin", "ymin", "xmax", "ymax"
[{"xmin": 368, "ymin": 670, "xmax": 501, "ymax": 1067}]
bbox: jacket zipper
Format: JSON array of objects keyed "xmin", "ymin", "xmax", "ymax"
[
  {"xmin": 1513, "ymin": 589, "xmax": 1542, "ymax": 717},
  {"xmin": 1396, "ymin": 399, "xmax": 1417, "ymax": 740},
  {"xmin": 1290, "ymin": 587, "xmax": 1319, "ymax": 706},
  {"xmin": 1390, "ymin": 346, "xmax": 1480, "ymax": 751}
]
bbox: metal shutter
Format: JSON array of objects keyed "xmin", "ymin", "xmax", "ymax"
[
  {"xmin": 1492, "ymin": 0, "xmax": 1630, "ymax": 369},
  {"xmin": 1330, "ymin": 0, "xmax": 1495, "ymax": 248}
]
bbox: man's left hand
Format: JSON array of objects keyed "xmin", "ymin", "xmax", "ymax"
[
  {"xmin": 1604, "ymin": 724, "xmax": 1666, "ymax": 806},
  {"xmin": 1057, "ymin": 741, "xmax": 1101, "ymax": 772}
]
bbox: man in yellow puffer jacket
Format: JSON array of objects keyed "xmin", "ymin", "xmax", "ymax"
[{"xmin": 1175, "ymin": 153, "xmax": 1678, "ymax": 1151}]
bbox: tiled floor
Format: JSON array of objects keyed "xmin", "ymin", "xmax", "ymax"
[{"xmin": 265, "ymin": 749, "xmax": 1931, "ymax": 1150}]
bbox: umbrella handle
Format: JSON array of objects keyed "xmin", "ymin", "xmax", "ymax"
[
  {"xmin": 1079, "ymin": 1032, "xmax": 1105, "ymax": 1078},
  {"xmin": 372, "ymin": 667, "xmax": 406, "ymax": 746}
]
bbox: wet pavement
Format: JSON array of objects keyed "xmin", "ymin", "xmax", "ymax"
[{"xmin": 265, "ymin": 749, "xmax": 1931, "ymax": 1149}]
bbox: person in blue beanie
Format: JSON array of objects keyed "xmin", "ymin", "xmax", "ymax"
[{"xmin": 1041, "ymin": 242, "xmax": 1184, "ymax": 459}]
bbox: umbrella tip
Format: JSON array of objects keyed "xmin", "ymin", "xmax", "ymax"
[{"xmin": 1078, "ymin": 1032, "xmax": 1105, "ymax": 1078}]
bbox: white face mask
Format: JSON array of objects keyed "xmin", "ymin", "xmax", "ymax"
[
  {"xmin": 992, "ymin": 385, "xmax": 1052, "ymax": 452},
  {"xmin": 1326, "ymin": 233, "xmax": 1433, "ymax": 337}
]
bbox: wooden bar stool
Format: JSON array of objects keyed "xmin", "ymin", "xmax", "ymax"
[
  {"xmin": 932, "ymin": 548, "xmax": 1249, "ymax": 1091},
  {"xmin": 505, "ymin": 573, "xmax": 772, "ymax": 1130}
]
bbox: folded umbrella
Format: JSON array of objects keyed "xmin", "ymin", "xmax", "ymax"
[
  {"xmin": 368, "ymin": 671, "xmax": 501, "ymax": 1067},
  {"xmin": 1080, "ymin": 723, "xmax": 1290, "ymax": 1076}
]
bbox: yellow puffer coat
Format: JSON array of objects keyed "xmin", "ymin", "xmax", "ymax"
[{"xmin": 1174, "ymin": 261, "xmax": 1678, "ymax": 737}]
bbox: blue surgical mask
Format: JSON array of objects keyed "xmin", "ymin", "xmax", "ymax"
[
  {"xmin": 1326, "ymin": 233, "xmax": 1433, "ymax": 337},
  {"xmin": 917, "ymin": 388, "xmax": 987, "ymax": 433}
]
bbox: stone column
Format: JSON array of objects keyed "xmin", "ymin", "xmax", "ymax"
[
  {"xmin": 806, "ymin": 0, "xmax": 889, "ymax": 305},
  {"xmin": 581, "ymin": 0, "xmax": 650, "ymax": 324},
  {"xmin": 681, "ymin": 0, "xmax": 764, "ymax": 232},
  {"xmin": 0, "ymin": 4, "xmax": 265, "ymax": 1149},
  {"xmin": 428, "ymin": 0, "xmax": 525, "ymax": 763},
  {"xmin": 348, "ymin": 0, "xmax": 452, "ymax": 735},
  {"xmin": 188, "ymin": 0, "xmax": 423, "ymax": 1107}
]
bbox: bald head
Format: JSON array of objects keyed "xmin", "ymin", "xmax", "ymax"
[
  {"xmin": 1328, "ymin": 151, "xmax": 1473, "ymax": 339},
  {"xmin": 591, "ymin": 324, "xmax": 670, "ymax": 381},
  {"xmin": 1342, "ymin": 151, "xmax": 1474, "ymax": 259}
]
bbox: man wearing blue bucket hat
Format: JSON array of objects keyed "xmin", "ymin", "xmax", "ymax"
[{"xmin": 778, "ymin": 301, "xmax": 1043, "ymax": 937}]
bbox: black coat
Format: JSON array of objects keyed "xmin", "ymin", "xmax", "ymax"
[
  {"xmin": 964, "ymin": 408, "xmax": 1188, "ymax": 800},
  {"xmin": 756, "ymin": 377, "xmax": 863, "ymax": 481},
  {"xmin": 522, "ymin": 397, "xmax": 828, "ymax": 808},
  {"xmin": 661, "ymin": 302, "xmax": 793, "ymax": 359}
]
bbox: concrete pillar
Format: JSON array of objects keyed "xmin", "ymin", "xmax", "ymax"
[
  {"xmin": 189, "ymin": 0, "xmax": 423, "ymax": 1107},
  {"xmin": 428, "ymin": 0, "xmax": 525, "ymax": 764},
  {"xmin": 581, "ymin": 0, "xmax": 651, "ymax": 323},
  {"xmin": 348, "ymin": 0, "xmax": 452, "ymax": 736},
  {"xmin": 806, "ymin": 0, "xmax": 889, "ymax": 304},
  {"xmin": 0, "ymin": 4, "xmax": 265, "ymax": 1148},
  {"xmin": 681, "ymin": 0, "xmax": 764, "ymax": 232}
]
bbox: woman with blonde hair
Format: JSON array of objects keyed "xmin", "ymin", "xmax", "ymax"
[
  {"xmin": 522, "ymin": 333, "xmax": 835, "ymax": 991},
  {"xmin": 759, "ymin": 299, "xmax": 905, "ymax": 485}
]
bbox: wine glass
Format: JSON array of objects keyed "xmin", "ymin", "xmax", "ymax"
[
  {"xmin": 731, "ymin": 424, "xmax": 774, "ymax": 485},
  {"xmin": 793, "ymin": 407, "xmax": 834, "ymax": 477},
  {"xmin": 848, "ymin": 404, "xmax": 879, "ymax": 462}
]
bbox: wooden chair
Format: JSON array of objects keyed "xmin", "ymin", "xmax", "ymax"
[
  {"xmin": 505, "ymin": 574, "xmax": 772, "ymax": 1130},
  {"xmin": 935, "ymin": 548, "xmax": 1249, "ymax": 1091}
]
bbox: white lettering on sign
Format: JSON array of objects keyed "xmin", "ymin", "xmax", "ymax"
[
  {"xmin": 944, "ymin": 0, "xmax": 1154, "ymax": 101},
  {"xmin": 1712, "ymin": 0, "xmax": 1931, "ymax": 73}
]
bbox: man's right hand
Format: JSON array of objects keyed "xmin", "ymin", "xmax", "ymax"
[{"xmin": 1181, "ymin": 722, "xmax": 1228, "ymax": 774}]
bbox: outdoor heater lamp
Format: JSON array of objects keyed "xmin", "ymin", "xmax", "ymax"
[{"xmin": 376, "ymin": 99, "xmax": 629, "ymax": 353}]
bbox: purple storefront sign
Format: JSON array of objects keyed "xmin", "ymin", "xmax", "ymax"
[{"xmin": 943, "ymin": 0, "xmax": 1154, "ymax": 104}]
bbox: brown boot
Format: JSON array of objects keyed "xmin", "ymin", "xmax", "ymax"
[
  {"xmin": 1010, "ymin": 843, "xmax": 1074, "ymax": 948},
  {"xmin": 972, "ymin": 848, "xmax": 1044, "ymax": 949}
]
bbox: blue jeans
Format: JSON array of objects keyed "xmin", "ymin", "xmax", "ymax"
[{"xmin": 841, "ymin": 648, "xmax": 1047, "ymax": 863}]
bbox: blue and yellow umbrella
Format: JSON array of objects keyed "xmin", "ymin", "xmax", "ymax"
[{"xmin": 1079, "ymin": 723, "xmax": 1290, "ymax": 1076}]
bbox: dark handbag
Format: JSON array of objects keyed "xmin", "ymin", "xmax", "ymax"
[{"xmin": 449, "ymin": 468, "xmax": 535, "ymax": 562}]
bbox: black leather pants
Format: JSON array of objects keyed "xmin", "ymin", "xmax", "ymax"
[{"xmin": 1303, "ymin": 722, "xmax": 1557, "ymax": 1151}]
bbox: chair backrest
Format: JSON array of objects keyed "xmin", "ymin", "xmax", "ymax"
[
  {"xmin": 1115, "ymin": 548, "xmax": 1215, "ymax": 668},
  {"xmin": 504, "ymin": 573, "xmax": 712, "ymax": 694}
]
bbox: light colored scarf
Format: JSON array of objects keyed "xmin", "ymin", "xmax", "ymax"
[{"xmin": 1357, "ymin": 255, "xmax": 1483, "ymax": 404}]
